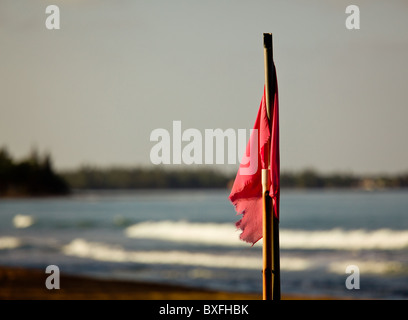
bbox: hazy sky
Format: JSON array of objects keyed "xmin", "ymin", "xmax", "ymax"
[{"xmin": 1, "ymin": 0, "xmax": 407, "ymax": 174}]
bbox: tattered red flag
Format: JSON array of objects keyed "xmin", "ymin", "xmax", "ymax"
[{"xmin": 229, "ymin": 68, "xmax": 279, "ymax": 245}]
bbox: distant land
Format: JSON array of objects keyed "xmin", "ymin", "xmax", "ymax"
[
  {"xmin": 0, "ymin": 147, "xmax": 69, "ymax": 197},
  {"xmin": 61, "ymin": 166, "xmax": 408, "ymax": 191},
  {"xmin": 1, "ymin": 147, "xmax": 407, "ymax": 197}
]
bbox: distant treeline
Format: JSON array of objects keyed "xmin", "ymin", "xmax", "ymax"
[
  {"xmin": 0, "ymin": 147, "xmax": 70, "ymax": 197},
  {"xmin": 61, "ymin": 166, "xmax": 231, "ymax": 190},
  {"xmin": 2, "ymin": 147, "xmax": 408, "ymax": 196},
  {"xmin": 61, "ymin": 166, "xmax": 408, "ymax": 190},
  {"xmin": 280, "ymin": 169, "xmax": 408, "ymax": 189}
]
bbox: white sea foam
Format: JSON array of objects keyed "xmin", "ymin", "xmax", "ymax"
[
  {"xmin": 0, "ymin": 236, "xmax": 22, "ymax": 249},
  {"xmin": 62, "ymin": 238, "xmax": 311, "ymax": 271},
  {"xmin": 62, "ymin": 238, "xmax": 407, "ymax": 275},
  {"xmin": 281, "ymin": 228, "xmax": 408, "ymax": 250},
  {"xmin": 125, "ymin": 220, "xmax": 246, "ymax": 247},
  {"xmin": 125, "ymin": 221, "xmax": 408, "ymax": 250},
  {"xmin": 12, "ymin": 214, "xmax": 35, "ymax": 229}
]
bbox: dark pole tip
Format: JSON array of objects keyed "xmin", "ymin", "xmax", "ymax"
[{"xmin": 263, "ymin": 33, "xmax": 273, "ymax": 48}]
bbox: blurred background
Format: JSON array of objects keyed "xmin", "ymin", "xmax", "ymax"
[{"xmin": 0, "ymin": 0, "xmax": 407, "ymax": 299}]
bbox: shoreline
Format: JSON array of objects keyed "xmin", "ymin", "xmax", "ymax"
[{"xmin": 0, "ymin": 265, "xmax": 341, "ymax": 300}]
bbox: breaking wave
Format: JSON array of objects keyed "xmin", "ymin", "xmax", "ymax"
[
  {"xmin": 62, "ymin": 238, "xmax": 309, "ymax": 271},
  {"xmin": 0, "ymin": 236, "xmax": 22, "ymax": 249},
  {"xmin": 62, "ymin": 238, "xmax": 407, "ymax": 275},
  {"xmin": 125, "ymin": 220, "xmax": 244, "ymax": 247},
  {"xmin": 13, "ymin": 214, "xmax": 35, "ymax": 229},
  {"xmin": 281, "ymin": 228, "xmax": 408, "ymax": 250},
  {"xmin": 125, "ymin": 221, "xmax": 408, "ymax": 250}
]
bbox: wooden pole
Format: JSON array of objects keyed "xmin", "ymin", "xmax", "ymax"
[{"xmin": 262, "ymin": 33, "xmax": 280, "ymax": 301}]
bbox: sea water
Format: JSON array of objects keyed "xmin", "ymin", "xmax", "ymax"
[{"xmin": 0, "ymin": 189, "xmax": 407, "ymax": 299}]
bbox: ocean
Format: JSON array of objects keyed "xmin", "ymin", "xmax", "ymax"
[{"xmin": 0, "ymin": 189, "xmax": 407, "ymax": 299}]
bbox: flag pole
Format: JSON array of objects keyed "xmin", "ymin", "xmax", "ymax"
[{"xmin": 262, "ymin": 33, "xmax": 280, "ymax": 301}]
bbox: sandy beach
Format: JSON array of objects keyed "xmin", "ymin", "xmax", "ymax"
[{"xmin": 0, "ymin": 265, "xmax": 337, "ymax": 300}]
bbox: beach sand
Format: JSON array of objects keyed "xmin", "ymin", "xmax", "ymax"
[{"xmin": 0, "ymin": 266, "xmax": 338, "ymax": 300}]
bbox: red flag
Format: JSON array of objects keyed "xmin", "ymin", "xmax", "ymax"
[{"xmin": 229, "ymin": 68, "xmax": 279, "ymax": 245}]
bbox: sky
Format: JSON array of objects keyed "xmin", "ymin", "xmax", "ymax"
[{"xmin": 1, "ymin": 0, "xmax": 407, "ymax": 175}]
